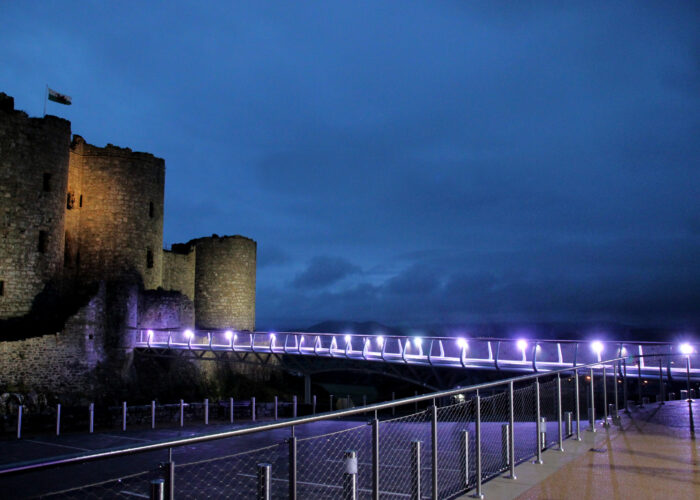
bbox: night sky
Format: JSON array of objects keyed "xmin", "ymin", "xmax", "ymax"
[{"xmin": 2, "ymin": 2, "xmax": 699, "ymax": 332}]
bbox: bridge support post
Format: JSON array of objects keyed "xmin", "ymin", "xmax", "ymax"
[
  {"xmin": 304, "ymin": 374, "xmax": 311, "ymax": 405},
  {"xmin": 252, "ymin": 397, "xmax": 256, "ymax": 422},
  {"xmin": 410, "ymin": 440, "xmax": 422, "ymax": 499},
  {"xmin": 274, "ymin": 396, "xmax": 278, "ymax": 421},
  {"xmin": 293, "ymin": 395, "xmax": 298, "ymax": 418},
  {"xmin": 230, "ymin": 398, "xmax": 234, "ymax": 423},
  {"xmin": 343, "ymin": 450, "xmax": 358, "ymax": 500},
  {"xmin": 164, "ymin": 449, "xmax": 175, "ymax": 500},
  {"xmin": 179, "ymin": 400, "xmax": 184, "ymax": 427},
  {"xmin": 204, "ymin": 399, "xmax": 209, "ymax": 425},
  {"xmin": 122, "ymin": 402, "xmax": 127, "ymax": 432},
  {"xmin": 312, "ymin": 395, "xmax": 316, "ymax": 415}
]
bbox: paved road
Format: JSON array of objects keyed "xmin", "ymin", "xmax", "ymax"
[{"xmin": 0, "ymin": 414, "xmax": 584, "ymax": 499}]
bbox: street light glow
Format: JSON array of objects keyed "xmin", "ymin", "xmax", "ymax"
[
  {"xmin": 184, "ymin": 329, "xmax": 194, "ymax": 339},
  {"xmin": 679, "ymin": 343, "xmax": 694, "ymax": 355},
  {"xmin": 517, "ymin": 339, "xmax": 527, "ymax": 351},
  {"xmin": 377, "ymin": 336, "xmax": 384, "ymax": 347},
  {"xmin": 225, "ymin": 330, "xmax": 233, "ymax": 340},
  {"xmin": 457, "ymin": 338, "xmax": 468, "ymax": 349},
  {"xmin": 591, "ymin": 341, "xmax": 604, "ymax": 354}
]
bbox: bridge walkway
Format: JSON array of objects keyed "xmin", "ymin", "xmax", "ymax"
[{"xmin": 462, "ymin": 399, "xmax": 699, "ymax": 500}]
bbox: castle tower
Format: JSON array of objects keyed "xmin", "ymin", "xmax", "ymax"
[
  {"xmin": 65, "ymin": 136, "xmax": 165, "ymax": 289},
  {"xmin": 187, "ymin": 235, "xmax": 256, "ymax": 330},
  {"xmin": 0, "ymin": 94, "xmax": 71, "ymax": 319}
]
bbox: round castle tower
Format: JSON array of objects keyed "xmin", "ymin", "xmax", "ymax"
[
  {"xmin": 0, "ymin": 94, "xmax": 71, "ymax": 319},
  {"xmin": 188, "ymin": 235, "xmax": 256, "ymax": 331}
]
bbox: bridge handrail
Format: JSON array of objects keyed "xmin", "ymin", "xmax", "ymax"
[{"xmin": 0, "ymin": 352, "xmax": 684, "ymax": 477}]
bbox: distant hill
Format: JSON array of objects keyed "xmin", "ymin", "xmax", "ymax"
[{"xmin": 300, "ymin": 320, "xmax": 403, "ymax": 336}]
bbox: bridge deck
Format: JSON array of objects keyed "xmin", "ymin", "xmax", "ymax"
[{"xmin": 461, "ymin": 399, "xmax": 700, "ymax": 500}]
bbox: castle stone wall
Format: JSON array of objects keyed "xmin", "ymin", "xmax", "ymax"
[
  {"xmin": 189, "ymin": 235, "xmax": 256, "ymax": 330},
  {"xmin": 0, "ymin": 94, "xmax": 71, "ymax": 319},
  {"xmin": 162, "ymin": 247, "xmax": 196, "ymax": 301},
  {"xmin": 66, "ymin": 136, "xmax": 164, "ymax": 290},
  {"xmin": 139, "ymin": 289, "xmax": 194, "ymax": 331}
]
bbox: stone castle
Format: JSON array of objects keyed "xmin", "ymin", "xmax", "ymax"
[{"xmin": 0, "ymin": 92, "xmax": 257, "ymax": 394}]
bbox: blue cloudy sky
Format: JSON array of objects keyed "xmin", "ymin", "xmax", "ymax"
[{"xmin": 2, "ymin": 2, "xmax": 699, "ymax": 330}]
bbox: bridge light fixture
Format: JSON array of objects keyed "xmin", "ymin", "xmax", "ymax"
[
  {"xmin": 414, "ymin": 337, "xmax": 422, "ymax": 347},
  {"xmin": 147, "ymin": 329, "xmax": 154, "ymax": 338},
  {"xmin": 225, "ymin": 330, "xmax": 234, "ymax": 340},
  {"xmin": 377, "ymin": 336, "xmax": 384, "ymax": 347},
  {"xmin": 591, "ymin": 341, "xmax": 604, "ymax": 354},
  {"xmin": 344, "ymin": 335, "xmax": 352, "ymax": 344},
  {"xmin": 457, "ymin": 338, "xmax": 468, "ymax": 349},
  {"xmin": 184, "ymin": 329, "xmax": 194, "ymax": 339},
  {"xmin": 517, "ymin": 339, "xmax": 527, "ymax": 351},
  {"xmin": 679, "ymin": 343, "xmax": 694, "ymax": 356}
]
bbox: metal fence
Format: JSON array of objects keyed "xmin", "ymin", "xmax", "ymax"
[{"xmin": 0, "ymin": 353, "xmax": 697, "ymax": 499}]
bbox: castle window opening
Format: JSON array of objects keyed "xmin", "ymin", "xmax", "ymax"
[
  {"xmin": 79, "ymin": 194, "xmax": 83, "ymax": 207},
  {"xmin": 43, "ymin": 173, "xmax": 52, "ymax": 192},
  {"xmin": 38, "ymin": 230, "xmax": 48, "ymax": 253},
  {"xmin": 149, "ymin": 201, "xmax": 154, "ymax": 218},
  {"xmin": 147, "ymin": 248, "xmax": 154, "ymax": 268},
  {"xmin": 0, "ymin": 280, "xmax": 4, "ymax": 296},
  {"xmin": 66, "ymin": 191, "xmax": 75, "ymax": 210}
]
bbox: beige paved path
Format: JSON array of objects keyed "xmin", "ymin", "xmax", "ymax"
[{"xmin": 460, "ymin": 400, "xmax": 699, "ymax": 500}]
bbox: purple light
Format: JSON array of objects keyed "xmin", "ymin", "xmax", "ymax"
[
  {"xmin": 414, "ymin": 337, "xmax": 422, "ymax": 347},
  {"xmin": 517, "ymin": 339, "xmax": 527, "ymax": 351},
  {"xmin": 147, "ymin": 329, "xmax": 154, "ymax": 338},
  {"xmin": 680, "ymin": 343, "xmax": 694, "ymax": 356},
  {"xmin": 225, "ymin": 330, "xmax": 234, "ymax": 340},
  {"xmin": 270, "ymin": 333, "xmax": 276, "ymax": 340},
  {"xmin": 184, "ymin": 329, "xmax": 194, "ymax": 339},
  {"xmin": 377, "ymin": 336, "xmax": 384, "ymax": 347},
  {"xmin": 344, "ymin": 335, "xmax": 352, "ymax": 344},
  {"xmin": 591, "ymin": 341, "xmax": 604, "ymax": 355},
  {"xmin": 457, "ymin": 338, "xmax": 468, "ymax": 349}
]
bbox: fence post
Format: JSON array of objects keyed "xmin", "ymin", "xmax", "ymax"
[
  {"xmin": 274, "ymin": 396, "xmax": 278, "ymax": 421},
  {"xmin": 564, "ymin": 411, "xmax": 572, "ymax": 437},
  {"xmin": 557, "ymin": 374, "xmax": 563, "ymax": 451},
  {"xmin": 659, "ymin": 359, "xmax": 665, "ymax": 405},
  {"xmin": 330, "ymin": 395, "xmax": 334, "ymax": 412},
  {"xmin": 372, "ymin": 417, "xmax": 379, "ymax": 500},
  {"xmin": 151, "ymin": 401, "xmax": 155, "ymax": 429},
  {"xmin": 589, "ymin": 368, "xmax": 596, "ymax": 432},
  {"xmin": 392, "ymin": 392, "xmax": 396, "ymax": 417},
  {"xmin": 293, "ymin": 395, "xmax": 298, "ymax": 418},
  {"xmin": 432, "ymin": 404, "xmax": 438, "ymax": 499},
  {"xmin": 257, "ymin": 463, "xmax": 271, "ymax": 500},
  {"xmin": 179, "ymin": 400, "xmax": 184, "ymax": 427},
  {"xmin": 288, "ymin": 435, "xmax": 297, "ymax": 500},
  {"xmin": 602, "ymin": 365, "xmax": 609, "ymax": 428},
  {"xmin": 613, "ymin": 362, "xmax": 620, "ymax": 423},
  {"xmin": 460, "ymin": 430, "xmax": 469, "ymax": 488},
  {"xmin": 574, "ymin": 370, "xmax": 581, "ymax": 441},
  {"xmin": 90, "ymin": 403, "xmax": 95, "ymax": 433},
  {"xmin": 150, "ymin": 479, "xmax": 165, "ymax": 500},
  {"xmin": 508, "ymin": 381, "xmax": 517, "ymax": 477},
  {"xmin": 473, "ymin": 391, "xmax": 483, "ymax": 499},
  {"xmin": 637, "ymin": 359, "xmax": 643, "ymax": 406},
  {"xmin": 56, "ymin": 403, "xmax": 61, "ymax": 436},
  {"xmin": 204, "ymin": 399, "xmax": 209, "ymax": 425},
  {"xmin": 343, "ymin": 450, "xmax": 358, "ymax": 500},
  {"xmin": 411, "ymin": 440, "xmax": 422, "ymax": 499},
  {"xmin": 165, "ymin": 452, "xmax": 175, "ymax": 500},
  {"xmin": 230, "ymin": 397, "xmax": 234, "ymax": 423},
  {"xmin": 17, "ymin": 405, "xmax": 22, "ymax": 439},
  {"xmin": 534, "ymin": 378, "xmax": 543, "ymax": 463},
  {"xmin": 622, "ymin": 359, "xmax": 629, "ymax": 413},
  {"xmin": 312, "ymin": 395, "xmax": 316, "ymax": 415},
  {"xmin": 501, "ymin": 424, "xmax": 510, "ymax": 470},
  {"xmin": 122, "ymin": 402, "xmax": 127, "ymax": 431},
  {"xmin": 540, "ymin": 417, "xmax": 547, "ymax": 451},
  {"xmin": 363, "ymin": 394, "xmax": 367, "ymax": 407},
  {"xmin": 251, "ymin": 397, "xmax": 256, "ymax": 422}
]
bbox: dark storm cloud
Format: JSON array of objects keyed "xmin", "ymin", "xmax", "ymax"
[
  {"xmin": 3, "ymin": 1, "xmax": 699, "ymax": 330},
  {"xmin": 292, "ymin": 256, "xmax": 361, "ymax": 289}
]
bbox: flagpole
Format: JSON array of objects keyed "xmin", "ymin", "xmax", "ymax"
[{"xmin": 43, "ymin": 85, "xmax": 48, "ymax": 117}]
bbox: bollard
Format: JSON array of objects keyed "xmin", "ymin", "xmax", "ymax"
[
  {"xmin": 230, "ymin": 397, "xmax": 234, "ymax": 423},
  {"xmin": 257, "ymin": 463, "xmax": 271, "ymax": 500},
  {"xmin": 411, "ymin": 440, "xmax": 422, "ymax": 499},
  {"xmin": 343, "ymin": 450, "xmax": 358, "ymax": 500},
  {"xmin": 204, "ymin": 399, "xmax": 209, "ymax": 425},
  {"xmin": 293, "ymin": 395, "xmax": 297, "ymax": 418},
  {"xmin": 564, "ymin": 411, "xmax": 573, "ymax": 437},
  {"xmin": 539, "ymin": 417, "xmax": 547, "ymax": 451},
  {"xmin": 151, "ymin": 401, "xmax": 156, "ymax": 429},
  {"xmin": 556, "ymin": 375, "xmax": 563, "ymax": 451},
  {"xmin": 460, "ymin": 431, "xmax": 469, "ymax": 488},
  {"xmin": 274, "ymin": 396, "xmax": 278, "ymax": 421},
  {"xmin": 602, "ymin": 366, "xmax": 609, "ymax": 428},
  {"xmin": 90, "ymin": 403, "xmax": 95, "ymax": 433},
  {"xmin": 56, "ymin": 403, "xmax": 61, "ymax": 436},
  {"xmin": 588, "ymin": 408, "xmax": 594, "ymax": 427},
  {"xmin": 150, "ymin": 479, "xmax": 165, "ymax": 500},
  {"xmin": 251, "ymin": 397, "xmax": 256, "ymax": 422},
  {"xmin": 680, "ymin": 390, "xmax": 688, "ymax": 400},
  {"xmin": 501, "ymin": 423, "xmax": 510, "ymax": 469},
  {"xmin": 692, "ymin": 389, "xmax": 697, "ymax": 399},
  {"xmin": 122, "ymin": 401, "xmax": 127, "ymax": 431},
  {"xmin": 17, "ymin": 405, "xmax": 22, "ymax": 439},
  {"xmin": 312, "ymin": 395, "xmax": 316, "ymax": 415},
  {"xmin": 180, "ymin": 400, "xmax": 184, "ymax": 427}
]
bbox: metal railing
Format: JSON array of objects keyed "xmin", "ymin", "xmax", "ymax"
[
  {"xmin": 134, "ymin": 329, "xmax": 700, "ymax": 380},
  {"xmin": 0, "ymin": 353, "xmax": 697, "ymax": 499}
]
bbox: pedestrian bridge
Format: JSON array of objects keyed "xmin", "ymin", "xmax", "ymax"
[{"xmin": 133, "ymin": 329, "xmax": 700, "ymax": 382}]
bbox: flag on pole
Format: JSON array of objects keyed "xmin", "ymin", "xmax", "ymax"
[{"xmin": 47, "ymin": 88, "xmax": 72, "ymax": 105}]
